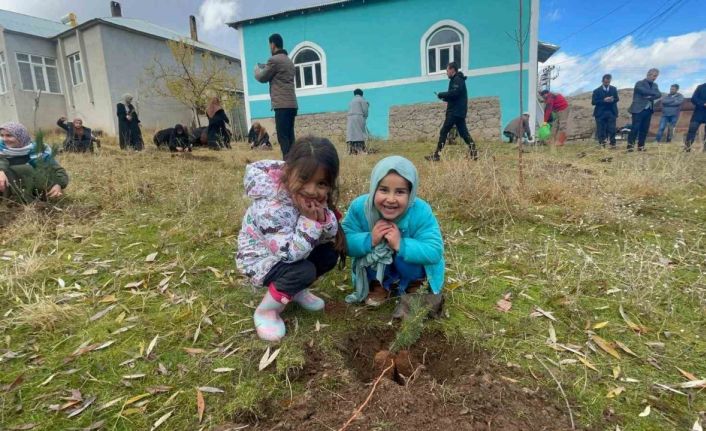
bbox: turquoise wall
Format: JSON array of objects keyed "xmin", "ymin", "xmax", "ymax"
[{"xmin": 241, "ymin": 0, "xmax": 533, "ymax": 138}]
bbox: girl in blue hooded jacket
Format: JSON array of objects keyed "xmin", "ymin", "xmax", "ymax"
[{"xmin": 342, "ymin": 156, "xmax": 444, "ymax": 318}]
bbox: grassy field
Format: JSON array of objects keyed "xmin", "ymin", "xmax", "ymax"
[{"xmin": 1, "ymin": 136, "xmax": 705, "ymax": 430}]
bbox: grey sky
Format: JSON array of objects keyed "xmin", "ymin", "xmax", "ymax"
[{"xmin": 0, "ymin": 0, "xmax": 330, "ymax": 56}]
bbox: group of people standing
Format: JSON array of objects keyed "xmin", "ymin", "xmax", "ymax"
[{"xmin": 536, "ymin": 69, "xmax": 706, "ymax": 152}]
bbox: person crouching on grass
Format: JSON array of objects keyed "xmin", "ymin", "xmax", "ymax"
[
  {"xmin": 236, "ymin": 137, "xmax": 346, "ymax": 342},
  {"xmin": 342, "ymin": 156, "xmax": 444, "ymax": 319},
  {"xmin": 0, "ymin": 122, "xmax": 69, "ymax": 203}
]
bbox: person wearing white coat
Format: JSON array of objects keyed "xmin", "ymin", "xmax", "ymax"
[{"xmin": 346, "ymin": 89, "xmax": 369, "ymax": 154}]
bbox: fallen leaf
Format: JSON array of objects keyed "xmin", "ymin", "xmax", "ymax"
[
  {"xmin": 677, "ymin": 379, "xmax": 706, "ymax": 389},
  {"xmin": 530, "ymin": 307, "xmax": 557, "ymax": 321},
  {"xmin": 38, "ymin": 373, "xmax": 56, "ymax": 387},
  {"xmin": 197, "ymin": 386, "xmax": 224, "ymax": 393},
  {"xmin": 213, "ymin": 368, "xmax": 235, "ymax": 373},
  {"xmin": 122, "ymin": 374, "xmax": 146, "ymax": 380},
  {"xmin": 98, "ymin": 396, "xmax": 124, "ymax": 411},
  {"xmin": 124, "ymin": 280, "xmax": 144, "ymax": 289},
  {"xmin": 619, "ymin": 305, "xmax": 647, "ymax": 333},
  {"xmin": 124, "ymin": 393, "xmax": 150, "ymax": 406},
  {"xmin": 67, "ymin": 396, "xmax": 96, "ymax": 418},
  {"xmin": 82, "ymin": 419, "xmax": 106, "ymax": 430},
  {"xmin": 94, "ymin": 340, "xmax": 116, "ymax": 351},
  {"xmin": 638, "ymin": 405, "xmax": 651, "ymax": 417},
  {"xmin": 615, "ymin": 340, "xmax": 638, "ymax": 357},
  {"xmin": 183, "ymin": 347, "xmax": 205, "ymax": 355},
  {"xmin": 258, "ymin": 347, "xmax": 281, "ymax": 371},
  {"xmin": 591, "ymin": 335, "xmax": 621, "ymax": 359},
  {"xmin": 197, "ymin": 389, "xmax": 205, "ymax": 423},
  {"xmin": 677, "ymin": 367, "xmax": 698, "ymax": 382},
  {"xmin": 98, "ymin": 295, "xmax": 117, "ymax": 303},
  {"xmin": 612, "ymin": 366, "xmax": 621, "ymax": 380},
  {"xmin": 145, "ymin": 252, "xmax": 158, "ymax": 262},
  {"xmin": 2, "ymin": 374, "xmax": 24, "ymax": 392},
  {"xmin": 593, "ymin": 321, "xmax": 609, "ymax": 329},
  {"xmin": 158, "ymin": 363, "xmax": 169, "ymax": 375},
  {"xmin": 146, "ymin": 386, "xmax": 172, "ymax": 394},
  {"xmin": 606, "ymin": 386, "xmax": 625, "ymax": 398},
  {"xmin": 7, "ymin": 424, "xmax": 37, "ymax": 430},
  {"xmin": 89, "ymin": 305, "xmax": 116, "ymax": 322},
  {"xmin": 146, "ymin": 335, "xmax": 159, "ymax": 358},
  {"xmin": 548, "ymin": 322, "xmax": 557, "ymax": 344},
  {"xmin": 578, "ymin": 356, "xmax": 599, "ymax": 372},
  {"xmin": 495, "ymin": 293, "xmax": 512, "ymax": 312},
  {"xmin": 81, "ymin": 268, "xmax": 99, "ymax": 276},
  {"xmin": 150, "ymin": 410, "xmax": 174, "ymax": 430},
  {"xmin": 693, "ymin": 418, "xmax": 703, "ymax": 431}
]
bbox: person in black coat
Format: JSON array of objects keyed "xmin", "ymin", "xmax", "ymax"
[
  {"xmin": 684, "ymin": 82, "xmax": 706, "ymax": 152},
  {"xmin": 426, "ymin": 62, "xmax": 477, "ymax": 161},
  {"xmin": 116, "ymin": 93, "xmax": 143, "ymax": 151},
  {"xmin": 591, "ymin": 74, "xmax": 620, "ymax": 148},
  {"xmin": 57, "ymin": 117, "xmax": 98, "ymax": 153},
  {"xmin": 154, "ymin": 124, "xmax": 191, "ymax": 152},
  {"xmin": 206, "ymin": 97, "xmax": 232, "ymax": 150},
  {"xmin": 247, "ymin": 122, "xmax": 272, "ymax": 150}
]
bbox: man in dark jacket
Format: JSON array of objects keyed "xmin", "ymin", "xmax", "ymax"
[
  {"xmin": 684, "ymin": 82, "xmax": 706, "ymax": 152},
  {"xmin": 656, "ymin": 84, "xmax": 684, "ymax": 142},
  {"xmin": 591, "ymin": 74, "xmax": 620, "ymax": 148},
  {"xmin": 627, "ymin": 68, "xmax": 661, "ymax": 151},
  {"xmin": 57, "ymin": 117, "xmax": 97, "ymax": 153},
  {"xmin": 426, "ymin": 62, "xmax": 477, "ymax": 161},
  {"xmin": 254, "ymin": 33, "xmax": 298, "ymax": 158}
]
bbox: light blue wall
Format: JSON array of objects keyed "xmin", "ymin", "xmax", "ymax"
[{"xmin": 241, "ymin": 0, "xmax": 533, "ymax": 138}]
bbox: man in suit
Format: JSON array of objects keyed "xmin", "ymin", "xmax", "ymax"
[
  {"xmin": 591, "ymin": 74, "xmax": 619, "ymax": 148},
  {"xmin": 627, "ymin": 68, "xmax": 661, "ymax": 152},
  {"xmin": 684, "ymin": 81, "xmax": 706, "ymax": 152}
]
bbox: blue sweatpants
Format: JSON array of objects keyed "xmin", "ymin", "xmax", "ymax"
[{"xmin": 366, "ymin": 255, "xmax": 425, "ymax": 294}]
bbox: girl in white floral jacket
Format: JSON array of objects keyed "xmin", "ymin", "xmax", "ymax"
[{"xmin": 236, "ymin": 137, "xmax": 346, "ymax": 341}]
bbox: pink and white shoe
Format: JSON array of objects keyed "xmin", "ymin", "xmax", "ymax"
[
  {"xmin": 253, "ymin": 287, "xmax": 287, "ymax": 342},
  {"xmin": 292, "ymin": 289, "xmax": 325, "ymax": 312}
]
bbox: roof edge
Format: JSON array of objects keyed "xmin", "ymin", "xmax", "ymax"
[{"xmin": 228, "ymin": 0, "xmax": 356, "ymax": 28}]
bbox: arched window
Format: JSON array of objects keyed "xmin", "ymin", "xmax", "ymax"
[
  {"xmin": 427, "ymin": 27, "xmax": 462, "ymax": 74},
  {"xmin": 293, "ymin": 46, "xmax": 323, "ymax": 89}
]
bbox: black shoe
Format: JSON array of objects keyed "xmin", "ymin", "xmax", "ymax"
[
  {"xmin": 637, "ymin": 147, "xmax": 646, "ymax": 152},
  {"xmin": 609, "ymin": 144, "xmax": 617, "ymax": 150},
  {"xmin": 425, "ymin": 153, "xmax": 441, "ymax": 162}
]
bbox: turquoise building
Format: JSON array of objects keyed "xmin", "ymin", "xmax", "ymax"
[{"xmin": 230, "ymin": 0, "xmax": 557, "ymax": 139}]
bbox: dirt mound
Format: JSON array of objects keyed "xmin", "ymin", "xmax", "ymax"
[{"xmin": 257, "ymin": 328, "xmax": 578, "ymax": 430}]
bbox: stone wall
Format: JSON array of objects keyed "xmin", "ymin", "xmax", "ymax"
[
  {"xmin": 294, "ymin": 111, "xmax": 348, "ymax": 141},
  {"xmin": 389, "ymin": 97, "xmax": 501, "ymax": 142}
]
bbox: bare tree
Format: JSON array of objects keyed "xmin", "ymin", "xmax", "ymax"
[{"xmin": 143, "ymin": 39, "xmax": 241, "ymax": 127}]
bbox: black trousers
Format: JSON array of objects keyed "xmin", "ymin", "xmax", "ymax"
[
  {"xmin": 436, "ymin": 114, "xmax": 475, "ymax": 153},
  {"xmin": 274, "ymin": 108, "xmax": 297, "ymax": 158},
  {"xmin": 685, "ymin": 112, "xmax": 706, "ymax": 148},
  {"xmin": 595, "ymin": 113, "xmax": 617, "ymax": 146},
  {"xmin": 262, "ymin": 243, "xmax": 338, "ymax": 297},
  {"xmin": 627, "ymin": 109, "xmax": 653, "ymax": 149}
]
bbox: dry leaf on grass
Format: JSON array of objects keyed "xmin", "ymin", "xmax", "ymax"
[
  {"xmin": 693, "ymin": 419, "xmax": 703, "ymax": 431},
  {"xmin": 145, "ymin": 252, "xmax": 158, "ymax": 262},
  {"xmin": 98, "ymin": 396, "xmax": 124, "ymax": 411},
  {"xmin": 495, "ymin": 293, "xmax": 512, "ymax": 312},
  {"xmin": 7, "ymin": 424, "xmax": 37, "ymax": 430},
  {"xmin": 124, "ymin": 280, "xmax": 144, "ymax": 289},
  {"xmin": 677, "ymin": 379, "xmax": 706, "ymax": 389},
  {"xmin": 89, "ymin": 305, "xmax": 115, "ymax": 322},
  {"xmin": 258, "ymin": 347, "xmax": 280, "ymax": 371},
  {"xmin": 145, "ymin": 335, "xmax": 159, "ymax": 358},
  {"xmin": 548, "ymin": 322, "xmax": 557, "ymax": 344},
  {"xmin": 82, "ymin": 420, "xmax": 105, "ymax": 430},
  {"xmin": 614, "ymin": 340, "xmax": 638, "ymax": 357},
  {"xmin": 67, "ymin": 396, "xmax": 96, "ymax": 418},
  {"xmin": 124, "ymin": 393, "xmax": 150, "ymax": 406},
  {"xmin": 578, "ymin": 356, "xmax": 599, "ymax": 372},
  {"xmin": 638, "ymin": 405, "xmax": 651, "ymax": 417},
  {"xmin": 619, "ymin": 305, "xmax": 647, "ymax": 333},
  {"xmin": 150, "ymin": 410, "xmax": 174, "ymax": 430},
  {"xmin": 591, "ymin": 335, "xmax": 621, "ymax": 359},
  {"xmin": 183, "ymin": 347, "xmax": 205, "ymax": 355},
  {"xmin": 197, "ymin": 386, "xmax": 224, "ymax": 393},
  {"xmin": 677, "ymin": 367, "xmax": 699, "ymax": 381},
  {"xmin": 593, "ymin": 321, "xmax": 609, "ymax": 329},
  {"xmin": 606, "ymin": 386, "xmax": 625, "ymax": 398},
  {"xmin": 213, "ymin": 368, "xmax": 235, "ymax": 373},
  {"xmin": 530, "ymin": 307, "xmax": 557, "ymax": 321},
  {"xmin": 197, "ymin": 389, "xmax": 205, "ymax": 423}
]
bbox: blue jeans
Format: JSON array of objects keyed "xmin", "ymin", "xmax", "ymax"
[
  {"xmin": 656, "ymin": 114, "xmax": 678, "ymax": 142},
  {"xmin": 366, "ymin": 255, "xmax": 425, "ymax": 294}
]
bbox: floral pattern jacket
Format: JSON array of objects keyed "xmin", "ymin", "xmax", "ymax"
[{"xmin": 236, "ymin": 160, "xmax": 338, "ymax": 286}]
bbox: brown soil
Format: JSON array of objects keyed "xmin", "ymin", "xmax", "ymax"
[{"xmin": 256, "ymin": 328, "xmax": 581, "ymax": 431}]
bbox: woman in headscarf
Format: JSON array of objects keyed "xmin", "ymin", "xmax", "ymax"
[
  {"xmin": 0, "ymin": 122, "xmax": 69, "ymax": 203},
  {"xmin": 247, "ymin": 122, "xmax": 272, "ymax": 150},
  {"xmin": 206, "ymin": 96, "xmax": 232, "ymax": 150},
  {"xmin": 116, "ymin": 93, "xmax": 144, "ymax": 151},
  {"xmin": 57, "ymin": 116, "xmax": 97, "ymax": 153}
]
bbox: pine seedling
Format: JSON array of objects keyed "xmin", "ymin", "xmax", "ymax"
[{"xmin": 389, "ymin": 295, "xmax": 429, "ymax": 354}]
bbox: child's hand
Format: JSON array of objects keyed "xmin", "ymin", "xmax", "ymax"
[
  {"xmin": 47, "ymin": 184, "xmax": 63, "ymax": 198},
  {"xmin": 372, "ymin": 220, "xmax": 393, "ymax": 246},
  {"xmin": 297, "ymin": 196, "xmax": 326, "ymax": 222},
  {"xmin": 383, "ymin": 224, "xmax": 401, "ymax": 252}
]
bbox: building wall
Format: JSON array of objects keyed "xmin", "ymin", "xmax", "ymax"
[
  {"xmin": 100, "ymin": 25, "xmax": 243, "ymax": 136},
  {"xmin": 241, "ymin": 0, "xmax": 533, "ymax": 138},
  {"xmin": 2, "ymin": 32, "xmax": 67, "ymax": 132},
  {"xmin": 0, "ymin": 30, "xmax": 18, "ymax": 123}
]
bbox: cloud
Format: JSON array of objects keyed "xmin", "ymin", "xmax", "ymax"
[
  {"xmin": 544, "ymin": 30, "xmax": 706, "ymax": 96},
  {"xmin": 546, "ymin": 9, "xmax": 562, "ymax": 22},
  {"xmin": 198, "ymin": 0, "xmax": 239, "ymax": 32}
]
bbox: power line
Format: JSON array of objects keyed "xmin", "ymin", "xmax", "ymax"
[{"xmin": 557, "ymin": 0, "xmax": 635, "ymax": 44}]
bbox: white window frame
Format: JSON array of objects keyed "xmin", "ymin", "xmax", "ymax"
[
  {"xmin": 420, "ymin": 20, "xmax": 470, "ymax": 76},
  {"xmin": 15, "ymin": 52, "xmax": 62, "ymax": 94},
  {"xmin": 0, "ymin": 52, "xmax": 8, "ymax": 94},
  {"xmin": 290, "ymin": 41, "xmax": 327, "ymax": 91},
  {"xmin": 67, "ymin": 52, "xmax": 84, "ymax": 86}
]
